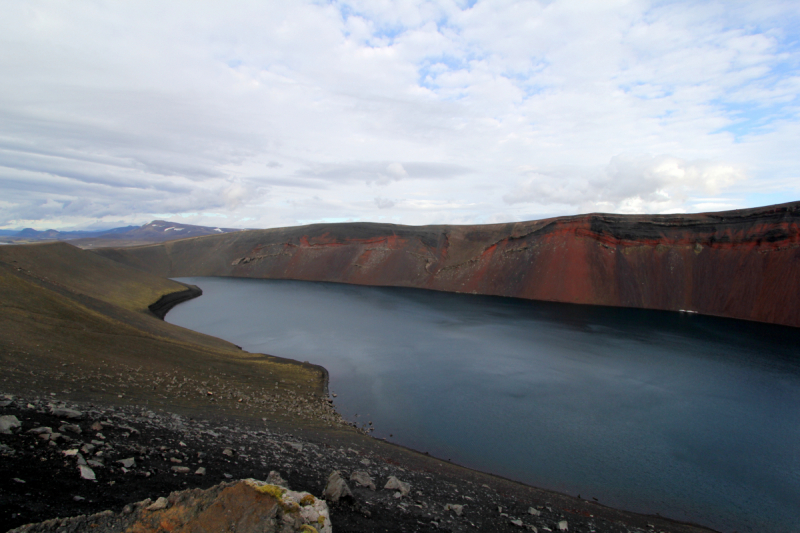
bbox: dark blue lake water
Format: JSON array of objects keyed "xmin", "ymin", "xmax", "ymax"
[{"xmin": 166, "ymin": 277, "xmax": 800, "ymax": 533}]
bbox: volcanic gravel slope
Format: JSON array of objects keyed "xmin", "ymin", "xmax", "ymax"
[{"xmin": 0, "ymin": 395, "xmax": 717, "ymax": 533}]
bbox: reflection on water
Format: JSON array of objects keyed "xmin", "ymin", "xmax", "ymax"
[{"xmin": 167, "ymin": 277, "xmax": 800, "ymax": 533}]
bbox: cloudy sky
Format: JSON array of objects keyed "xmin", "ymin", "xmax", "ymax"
[{"xmin": 1, "ymin": 0, "xmax": 799, "ymax": 230}]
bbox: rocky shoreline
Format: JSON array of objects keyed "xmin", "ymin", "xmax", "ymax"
[{"xmin": 1, "ymin": 393, "xmax": 717, "ymax": 533}]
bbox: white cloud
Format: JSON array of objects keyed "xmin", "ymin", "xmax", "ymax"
[
  {"xmin": 504, "ymin": 154, "xmax": 747, "ymax": 213},
  {"xmin": 0, "ymin": 0, "xmax": 798, "ymax": 230}
]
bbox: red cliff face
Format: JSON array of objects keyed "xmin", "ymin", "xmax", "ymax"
[{"xmin": 95, "ymin": 202, "xmax": 800, "ymax": 328}]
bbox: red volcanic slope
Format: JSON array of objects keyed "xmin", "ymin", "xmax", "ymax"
[{"xmin": 95, "ymin": 202, "xmax": 800, "ymax": 328}]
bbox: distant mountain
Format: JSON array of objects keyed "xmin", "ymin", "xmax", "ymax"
[
  {"xmin": 1, "ymin": 220, "xmax": 244, "ymax": 245},
  {"xmin": 87, "ymin": 220, "xmax": 244, "ymax": 242}
]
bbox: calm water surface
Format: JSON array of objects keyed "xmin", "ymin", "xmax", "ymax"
[{"xmin": 167, "ymin": 277, "xmax": 800, "ymax": 533}]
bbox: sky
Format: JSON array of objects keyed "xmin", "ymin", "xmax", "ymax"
[{"xmin": 1, "ymin": 0, "xmax": 799, "ymax": 231}]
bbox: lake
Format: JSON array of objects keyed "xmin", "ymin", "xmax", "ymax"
[{"xmin": 166, "ymin": 277, "xmax": 800, "ymax": 533}]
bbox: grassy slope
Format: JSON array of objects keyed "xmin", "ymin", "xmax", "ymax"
[{"xmin": 0, "ymin": 242, "xmax": 329, "ymax": 425}]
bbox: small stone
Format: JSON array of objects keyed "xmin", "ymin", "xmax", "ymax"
[
  {"xmin": 0, "ymin": 415, "xmax": 21, "ymax": 434},
  {"xmin": 528, "ymin": 507, "xmax": 541, "ymax": 516},
  {"xmin": 13, "ymin": 478, "xmax": 25, "ymax": 484},
  {"xmin": 171, "ymin": 466, "xmax": 190, "ymax": 473},
  {"xmin": 384, "ymin": 476, "xmax": 411, "ymax": 496},
  {"xmin": 445, "ymin": 503, "xmax": 464, "ymax": 516},
  {"xmin": 147, "ymin": 497, "xmax": 169, "ymax": 511},
  {"xmin": 350, "ymin": 471, "xmax": 376, "ymax": 490},
  {"xmin": 27, "ymin": 426, "xmax": 52, "ymax": 435},
  {"xmin": 223, "ymin": 473, "xmax": 233, "ymax": 479},
  {"xmin": 195, "ymin": 467, "xmax": 206, "ymax": 476},
  {"xmin": 170, "ymin": 457, "xmax": 182, "ymax": 463},
  {"xmin": 322, "ymin": 470, "xmax": 353, "ymax": 502},
  {"xmin": 222, "ymin": 448, "xmax": 234, "ymax": 456},
  {"xmin": 73, "ymin": 496, "xmax": 85, "ymax": 502},
  {"xmin": 118, "ymin": 457, "xmax": 135, "ymax": 468},
  {"xmin": 59, "ymin": 424, "xmax": 82, "ymax": 434},
  {"xmin": 557, "ymin": 520, "xmax": 568, "ymax": 531},
  {"xmin": 63, "ymin": 449, "xmax": 80, "ymax": 456},
  {"xmin": 51, "ymin": 407, "xmax": 83, "ymax": 419},
  {"xmin": 266, "ymin": 471, "xmax": 286, "ymax": 486},
  {"xmin": 510, "ymin": 519, "xmax": 524, "ymax": 527},
  {"xmin": 283, "ymin": 441, "xmax": 303, "ymax": 453},
  {"xmin": 90, "ymin": 422, "xmax": 103, "ymax": 431},
  {"xmin": 79, "ymin": 465, "xmax": 96, "ymax": 481},
  {"xmin": 360, "ymin": 458, "xmax": 371, "ymax": 466}
]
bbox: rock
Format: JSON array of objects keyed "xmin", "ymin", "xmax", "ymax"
[
  {"xmin": 557, "ymin": 520, "xmax": 568, "ymax": 530},
  {"xmin": 222, "ymin": 448, "xmax": 234, "ymax": 456},
  {"xmin": 350, "ymin": 470, "xmax": 376, "ymax": 490},
  {"xmin": 322, "ymin": 470, "xmax": 353, "ymax": 503},
  {"xmin": 7, "ymin": 480, "xmax": 333, "ymax": 533},
  {"xmin": 118, "ymin": 457, "xmax": 136, "ymax": 468},
  {"xmin": 283, "ymin": 441, "xmax": 303, "ymax": 453},
  {"xmin": 59, "ymin": 424, "xmax": 82, "ymax": 434},
  {"xmin": 528, "ymin": 507, "xmax": 541, "ymax": 516},
  {"xmin": 13, "ymin": 478, "xmax": 25, "ymax": 484},
  {"xmin": 63, "ymin": 449, "xmax": 80, "ymax": 456},
  {"xmin": 266, "ymin": 470, "xmax": 287, "ymax": 486},
  {"xmin": 171, "ymin": 466, "xmax": 190, "ymax": 473},
  {"xmin": 90, "ymin": 421, "xmax": 103, "ymax": 431},
  {"xmin": 0, "ymin": 415, "xmax": 21, "ymax": 434},
  {"xmin": 445, "ymin": 503, "xmax": 464, "ymax": 516},
  {"xmin": 384, "ymin": 476, "xmax": 411, "ymax": 496},
  {"xmin": 78, "ymin": 465, "xmax": 96, "ymax": 481},
  {"xmin": 510, "ymin": 518, "xmax": 524, "ymax": 527},
  {"xmin": 27, "ymin": 426, "xmax": 52, "ymax": 435},
  {"xmin": 50, "ymin": 407, "xmax": 83, "ymax": 419},
  {"xmin": 195, "ymin": 467, "xmax": 206, "ymax": 475},
  {"xmin": 147, "ymin": 496, "xmax": 169, "ymax": 511}
]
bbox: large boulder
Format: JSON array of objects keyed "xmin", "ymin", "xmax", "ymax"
[{"xmin": 8, "ymin": 479, "xmax": 331, "ymax": 533}]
